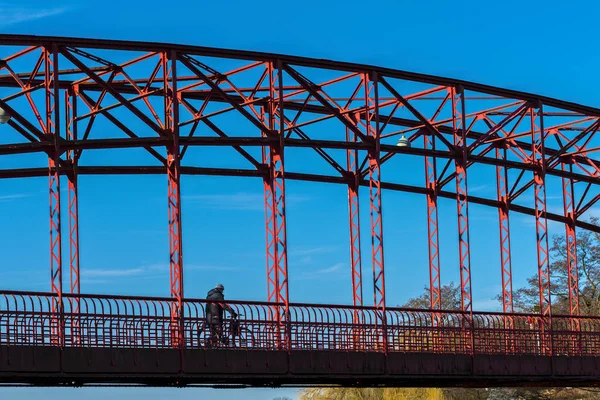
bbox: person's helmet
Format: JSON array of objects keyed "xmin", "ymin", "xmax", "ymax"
[{"xmin": 216, "ymin": 283, "xmax": 224, "ymax": 291}]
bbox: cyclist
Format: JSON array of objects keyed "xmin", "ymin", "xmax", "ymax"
[{"xmin": 205, "ymin": 283, "xmax": 237, "ymax": 347}]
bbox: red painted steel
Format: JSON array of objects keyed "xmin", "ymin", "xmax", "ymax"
[
  {"xmin": 562, "ymin": 162, "xmax": 580, "ymax": 318},
  {"xmin": 451, "ymin": 87, "xmax": 473, "ymax": 316},
  {"xmin": 265, "ymin": 61, "xmax": 290, "ymax": 308},
  {"xmin": 347, "ymin": 126, "xmax": 363, "ymax": 308},
  {"xmin": 531, "ymin": 105, "xmax": 552, "ymax": 318},
  {"xmin": 0, "ymin": 36, "xmax": 598, "ymax": 365},
  {"xmin": 496, "ymin": 146, "xmax": 513, "ymax": 314},
  {"xmin": 261, "ymin": 61, "xmax": 289, "ymax": 348},
  {"xmin": 530, "ymin": 104, "xmax": 552, "ymax": 355},
  {"xmin": 261, "ymin": 106, "xmax": 274, "ymax": 298},
  {"xmin": 45, "ymin": 45, "xmax": 63, "ymax": 346},
  {"xmin": 163, "ymin": 51, "xmax": 184, "ymax": 349},
  {"xmin": 66, "ymin": 87, "xmax": 80, "ymax": 297},
  {"xmin": 363, "ymin": 72, "xmax": 387, "ymax": 351},
  {"xmin": 425, "ymin": 115, "xmax": 441, "ymax": 319},
  {"xmin": 66, "ymin": 86, "xmax": 80, "ymax": 345},
  {"xmin": 1, "ymin": 290, "xmax": 599, "ymax": 359}
]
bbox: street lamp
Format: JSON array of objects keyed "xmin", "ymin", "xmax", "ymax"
[
  {"xmin": 0, "ymin": 107, "xmax": 10, "ymax": 124},
  {"xmin": 396, "ymin": 134, "xmax": 410, "ymax": 148}
]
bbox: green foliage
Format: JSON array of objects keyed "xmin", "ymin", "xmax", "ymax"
[
  {"xmin": 403, "ymin": 281, "xmax": 462, "ymax": 310},
  {"xmin": 505, "ymin": 216, "xmax": 600, "ymax": 316},
  {"xmin": 299, "ymin": 218, "xmax": 600, "ymax": 399}
]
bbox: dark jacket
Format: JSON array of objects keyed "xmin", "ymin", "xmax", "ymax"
[{"xmin": 206, "ymin": 288, "xmax": 226, "ymax": 323}]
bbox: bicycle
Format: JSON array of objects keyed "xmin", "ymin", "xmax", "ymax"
[{"xmin": 194, "ymin": 313, "xmax": 256, "ymax": 349}]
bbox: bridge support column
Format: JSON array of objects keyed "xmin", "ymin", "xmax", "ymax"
[
  {"xmin": 496, "ymin": 146, "xmax": 513, "ymax": 315},
  {"xmin": 66, "ymin": 88, "xmax": 80, "ymax": 297},
  {"xmin": 562, "ymin": 161, "xmax": 580, "ymax": 317},
  {"xmin": 347, "ymin": 126, "xmax": 363, "ymax": 349},
  {"xmin": 531, "ymin": 103, "xmax": 552, "ymax": 355},
  {"xmin": 46, "ymin": 44, "xmax": 63, "ymax": 347},
  {"xmin": 347, "ymin": 127, "xmax": 363, "ymax": 308},
  {"xmin": 452, "ymin": 86, "xmax": 473, "ymax": 353},
  {"xmin": 66, "ymin": 85, "xmax": 81, "ymax": 345},
  {"xmin": 496, "ymin": 145, "xmax": 514, "ymax": 352},
  {"xmin": 164, "ymin": 51, "xmax": 184, "ymax": 350},
  {"xmin": 364, "ymin": 71, "xmax": 387, "ymax": 352},
  {"xmin": 425, "ymin": 131, "xmax": 441, "ymax": 326},
  {"xmin": 562, "ymin": 161, "xmax": 580, "ymax": 352},
  {"xmin": 263, "ymin": 60, "xmax": 289, "ymax": 349}
]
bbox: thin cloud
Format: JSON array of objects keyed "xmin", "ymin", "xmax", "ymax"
[
  {"xmin": 514, "ymin": 204, "xmax": 567, "ymax": 230},
  {"xmin": 468, "ymin": 184, "xmax": 490, "ymax": 193},
  {"xmin": 183, "ymin": 192, "xmax": 311, "ymax": 211},
  {"xmin": 290, "ymin": 246, "xmax": 338, "ymax": 256},
  {"xmin": 80, "ymin": 278, "xmax": 111, "ymax": 285},
  {"xmin": 188, "ymin": 264, "xmax": 243, "ymax": 272},
  {"xmin": 291, "ymin": 246, "xmax": 340, "ymax": 265},
  {"xmin": 0, "ymin": 6, "xmax": 69, "ymax": 26},
  {"xmin": 511, "ymin": 192, "xmax": 563, "ymax": 205},
  {"xmin": 145, "ymin": 263, "xmax": 244, "ymax": 272},
  {"xmin": 297, "ymin": 262, "xmax": 345, "ymax": 280},
  {"xmin": 127, "ymin": 229, "xmax": 166, "ymax": 235},
  {"xmin": 82, "ymin": 267, "xmax": 146, "ymax": 278},
  {"xmin": 314, "ymin": 263, "xmax": 343, "ymax": 274},
  {"xmin": 0, "ymin": 193, "xmax": 32, "ymax": 202},
  {"xmin": 79, "ymin": 262, "xmax": 247, "ymax": 287}
]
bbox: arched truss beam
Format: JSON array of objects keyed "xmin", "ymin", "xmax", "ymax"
[
  {"xmin": 0, "ymin": 135, "xmax": 597, "ymax": 179},
  {"xmin": 0, "ymin": 136, "xmax": 599, "ymax": 203},
  {"xmin": 1, "ymin": 40, "xmax": 599, "ymax": 196},
  {"xmin": 0, "ymin": 164, "xmax": 598, "ymax": 235},
  {"xmin": 0, "ymin": 34, "xmax": 598, "ymax": 117},
  {"xmin": 2, "ymin": 88, "xmax": 596, "ymax": 190}
]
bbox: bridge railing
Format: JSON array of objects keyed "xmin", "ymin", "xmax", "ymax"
[{"xmin": 1, "ymin": 291, "xmax": 600, "ymax": 356}]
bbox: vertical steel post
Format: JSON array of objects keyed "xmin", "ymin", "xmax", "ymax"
[
  {"xmin": 496, "ymin": 146, "xmax": 513, "ymax": 315},
  {"xmin": 425, "ymin": 127, "xmax": 442, "ymax": 352},
  {"xmin": 364, "ymin": 71, "xmax": 386, "ymax": 351},
  {"xmin": 66, "ymin": 89, "xmax": 80, "ymax": 297},
  {"xmin": 347, "ymin": 127, "xmax": 363, "ymax": 308},
  {"xmin": 562, "ymin": 162, "xmax": 580, "ymax": 318},
  {"xmin": 46, "ymin": 44, "xmax": 63, "ymax": 346},
  {"xmin": 496, "ymin": 145, "xmax": 514, "ymax": 352},
  {"xmin": 164, "ymin": 51, "xmax": 184, "ymax": 350},
  {"xmin": 451, "ymin": 86, "xmax": 473, "ymax": 353},
  {"xmin": 66, "ymin": 85, "xmax": 80, "ymax": 345},
  {"xmin": 424, "ymin": 131, "xmax": 441, "ymax": 323},
  {"xmin": 347, "ymin": 126, "xmax": 363, "ymax": 349},
  {"xmin": 531, "ymin": 102, "xmax": 552, "ymax": 355},
  {"xmin": 264, "ymin": 60, "xmax": 289, "ymax": 349},
  {"xmin": 562, "ymin": 161, "xmax": 580, "ymax": 353}
]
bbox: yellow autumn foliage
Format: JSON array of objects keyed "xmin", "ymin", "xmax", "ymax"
[{"xmin": 299, "ymin": 387, "xmax": 446, "ymax": 400}]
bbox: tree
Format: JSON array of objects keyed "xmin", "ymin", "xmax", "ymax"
[
  {"xmin": 299, "ymin": 387, "xmax": 447, "ymax": 400},
  {"xmin": 404, "ymin": 281, "xmax": 462, "ymax": 310},
  {"xmin": 298, "ymin": 283, "xmax": 484, "ymax": 400},
  {"xmin": 506, "ymin": 217, "xmax": 600, "ymax": 316},
  {"xmin": 300, "ymin": 218, "xmax": 600, "ymax": 399}
]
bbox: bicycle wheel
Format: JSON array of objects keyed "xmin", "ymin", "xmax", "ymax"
[
  {"xmin": 194, "ymin": 321, "xmax": 208, "ymax": 348},
  {"xmin": 232, "ymin": 326, "xmax": 255, "ymax": 349}
]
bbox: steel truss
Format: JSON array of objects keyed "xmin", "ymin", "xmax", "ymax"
[{"xmin": 0, "ymin": 35, "xmax": 599, "ymax": 350}]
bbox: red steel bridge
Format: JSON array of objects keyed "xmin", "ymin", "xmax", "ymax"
[{"xmin": 0, "ymin": 34, "xmax": 600, "ymax": 388}]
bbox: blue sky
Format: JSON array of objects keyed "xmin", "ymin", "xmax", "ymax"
[{"xmin": 0, "ymin": 0, "xmax": 598, "ymax": 399}]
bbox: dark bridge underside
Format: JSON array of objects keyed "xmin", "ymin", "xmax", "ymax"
[{"xmin": 1, "ymin": 346, "xmax": 600, "ymax": 388}]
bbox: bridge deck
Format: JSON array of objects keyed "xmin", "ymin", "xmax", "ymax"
[
  {"xmin": 2, "ymin": 347, "xmax": 600, "ymax": 387},
  {"xmin": 1, "ymin": 291, "xmax": 599, "ymax": 387}
]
